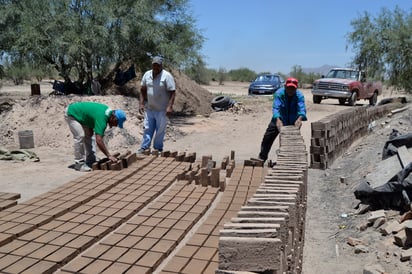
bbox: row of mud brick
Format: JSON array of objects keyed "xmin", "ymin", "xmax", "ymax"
[
  {"xmin": 0, "ymin": 145, "xmax": 262, "ymax": 273},
  {"xmin": 310, "ymin": 102, "xmax": 401, "ymax": 169},
  {"xmin": 91, "ymin": 149, "xmax": 237, "ymax": 186},
  {"xmin": 216, "ymin": 126, "xmax": 308, "ymax": 274},
  {"xmin": 91, "ymin": 150, "xmax": 196, "ymax": 171}
]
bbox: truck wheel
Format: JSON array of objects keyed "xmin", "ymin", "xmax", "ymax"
[
  {"xmin": 338, "ymin": 98, "xmax": 346, "ymax": 105},
  {"xmin": 348, "ymin": 92, "xmax": 357, "ymax": 106},
  {"xmin": 369, "ymin": 92, "xmax": 377, "ymax": 106},
  {"xmin": 313, "ymin": 95, "xmax": 322, "ymax": 104}
]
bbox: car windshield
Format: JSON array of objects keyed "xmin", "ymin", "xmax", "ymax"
[
  {"xmin": 326, "ymin": 69, "xmax": 359, "ymax": 80},
  {"xmin": 255, "ymin": 75, "xmax": 279, "ymax": 83}
]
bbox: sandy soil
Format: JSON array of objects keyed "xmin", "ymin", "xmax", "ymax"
[{"xmin": 0, "ymin": 79, "xmax": 409, "ymax": 273}]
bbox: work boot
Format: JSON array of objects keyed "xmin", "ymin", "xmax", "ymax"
[
  {"xmin": 152, "ymin": 149, "xmax": 163, "ymax": 156},
  {"xmin": 74, "ymin": 160, "xmax": 85, "ymax": 171},
  {"xmin": 136, "ymin": 148, "xmax": 146, "ymax": 154},
  {"xmin": 79, "ymin": 164, "xmax": 92, "ymax": 172},
  {"xmin": 137, "ymin": 148, "xmax": 150, "ymax": 155}
]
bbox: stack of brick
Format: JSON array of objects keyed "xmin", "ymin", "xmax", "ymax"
[
  {"xmin": 188, "ymin": 153, "xmax": 236, "ymax": 191},
  {"xmin": 0, "ymin": 192, "xmax": 20, "ymax": 212},
  {"xmin": 92, "ymin": 149, "xmax": 199, "ymax": 171},
  {"xmin": 92, "ymin": 151, "xmax": 137, "ymax": 170},
  {"xmin": 310, "ymin": 103, "xmax": 398, "ymax": 169},
  {"xmin": 139, "ymin": 149, "xmax": 197, "ymax": 163},
  {"xmin": 218, "ymin": 126, "xmax": 308, "ymax": 274}
]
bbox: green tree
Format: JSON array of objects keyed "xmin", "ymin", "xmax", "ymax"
[
  {"xmin": 228, "ymin": 68, "xmax": 257, "ymax": 82},
  {"xmin": 217, "ymin": 67, "xmax": 227, "ymax": 85},
  {"xmin": 183, "ymin": 58, "xmax": 211, "ymax": 85},
  {"xmin": 304, "ymin": 72, "xmax": 321, "ymax": 85},
  {"xmin": 346, "ymin": 12, "xmax": 383, "ymax": 77},
  {"xmin": 2, "ymin": 59, "xmax": 30, "ymax": 85},
  {"xmin": 0, "ymin": 0, "xmax": 204, "ymax": 92},
  {"xmin": 347, "ymin": 7, "xmax": 412, "ymax": 91},
  {"xmin": 290, "ymin": 65, "xmax": 304, "ymax": 87}
]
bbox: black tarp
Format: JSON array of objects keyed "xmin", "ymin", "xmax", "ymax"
[
  {"xmin": 382, "ymin": 130, "xmax": 412, "ymax": 160},
  {"xmin": 354, "ymin": 162, "xmax": 412, "ymax": 212},
  {"xmin": 114, "ymin": 64, "xmax": 137, "ymax": 86}
]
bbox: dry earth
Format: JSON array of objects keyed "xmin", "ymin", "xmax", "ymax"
[{"xmin": 0, "ymin": 79, "xmax": 410, "ymax": 273}]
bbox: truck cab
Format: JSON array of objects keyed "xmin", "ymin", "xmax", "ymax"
[{"xmin": 312, "ymin": 68, "xmax": 382, "ymax": 106}]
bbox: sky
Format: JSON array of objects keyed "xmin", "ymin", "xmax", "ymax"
[{"xmin": 189, "ymin": 0, "xmax": 411, "ymax": 74}]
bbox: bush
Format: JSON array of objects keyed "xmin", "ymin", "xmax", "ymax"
[
  {"xmin": 8, "ymin": 66, "xmax": 28, "ymax": 85},
  {"xmin": 217, "ymin": 68, "xmax": 227, "ymax": 85},
  {"xmin": 184, "ymin": 62, "xmax": 213, "ymax": 85},
  {"xmin": 228, "ymin": 68, "xmax": 257, "ymax": 82}
]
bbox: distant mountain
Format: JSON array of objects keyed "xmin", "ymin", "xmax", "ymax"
[{"xmin": 302, "ymin": 65, "xmax": 339, "ymax": 75}]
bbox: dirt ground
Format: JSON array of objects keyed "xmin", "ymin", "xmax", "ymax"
[{"xmin": 0, "ymin": 79, "xmax": 410, "ymax": 273}]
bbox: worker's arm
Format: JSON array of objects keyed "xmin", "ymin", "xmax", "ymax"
[
  {"xmin": 276, "ymin": 118, "xmax": 283, "ymax": 131},
  {"xmin": 294, "ymin": 116, "xmax": 303, "ymax": 129},
  {"xmin": 95, "ymin": 134, "xmax": 117, "ymax": 162},
  {"xmin": 166, "ymin": 90, "xmax": 176, "ymax": 116},
  {"xmin": 139, "ymin": 85, "xmax": 147, "ymax": 114}
]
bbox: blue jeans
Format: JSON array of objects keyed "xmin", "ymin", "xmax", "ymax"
[{"xmin": 141, "ymin": 109, "xmax": 168, "ymax": 151}]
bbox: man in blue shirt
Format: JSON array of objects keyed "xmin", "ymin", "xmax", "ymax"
[{"xmin": 258, "ymin": 77, "xmax": 307, "ymax": 161}]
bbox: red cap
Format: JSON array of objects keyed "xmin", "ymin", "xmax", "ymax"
[{"xmin": 285, "ymin": 77, "xmax": 298, "ymax": 89}]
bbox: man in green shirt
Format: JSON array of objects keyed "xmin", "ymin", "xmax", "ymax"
[{"xmin": 64, "ymin": 102, "xmax": 126, "ymax": 171}]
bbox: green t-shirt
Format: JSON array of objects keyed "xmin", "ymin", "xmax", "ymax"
[{"xmin": 67, "ymin": 102, "xmax": 112, "ymax": 136}]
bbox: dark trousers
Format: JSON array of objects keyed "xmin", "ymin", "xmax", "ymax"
[{"xmin": 259, "ymin": 118, "xmax": 280, "ymax": 161}]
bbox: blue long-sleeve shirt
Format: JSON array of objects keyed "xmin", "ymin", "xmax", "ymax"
[{"xmin": 272, "ymin": 88, "xmax": 307, "ymax": 125}]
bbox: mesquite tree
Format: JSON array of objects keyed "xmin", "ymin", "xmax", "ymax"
[
  {"xmin": 347, "ymin": 6, "xmax": 412, "ymax": 91},
  {"xmin": 0, "ymin": 0, "xmax": 204, "ymax": 92}
]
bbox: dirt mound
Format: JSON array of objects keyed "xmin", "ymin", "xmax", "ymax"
[
  {"xmin": 172, "ymin": 69, "xmax": 215, "ymax": 116},
  {"xmin": 100, "ymin": 68, "xmax": 214, "ymax": 117}
]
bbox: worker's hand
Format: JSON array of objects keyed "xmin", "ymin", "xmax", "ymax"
[
  {"xmin": 166, "ymin": 105, "xmax": 173, "ymax": 117},
  {"xmin": 276, "ymin": 119, "xmax": 283, "ymax": 132},
  {"xmin": 295, "ymin": 119, "xmax": 302, "ymax": 129},
  {"xmin": 108, "ymin": 155, "xmax": 118, "ymax": 163}
]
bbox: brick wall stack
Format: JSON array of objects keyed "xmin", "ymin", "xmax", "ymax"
[
  {"xmin": 218, "ymin": 126, "xmax": 308, "ymax": 274},
  {"xmin": 310, "ymin": 103, "xmax": 400, "ymax": 169}
]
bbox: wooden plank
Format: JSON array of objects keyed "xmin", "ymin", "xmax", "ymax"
[
  {"xmin": 365, "ymin": 155, "xmax": 402, "ymax": 188},
  {"xmin": 397, "ymin": 146, "xmax": 412, "ymax": 168}
]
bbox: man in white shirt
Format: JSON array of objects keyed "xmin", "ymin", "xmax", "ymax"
[{"xmin": 137, "ymin": 56, "xmax": 176, "ymax": 153}]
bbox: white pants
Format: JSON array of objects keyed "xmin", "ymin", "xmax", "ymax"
[{"xmin": 64, "ymin": 107, "xmax": 96, "ymax": 164}]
